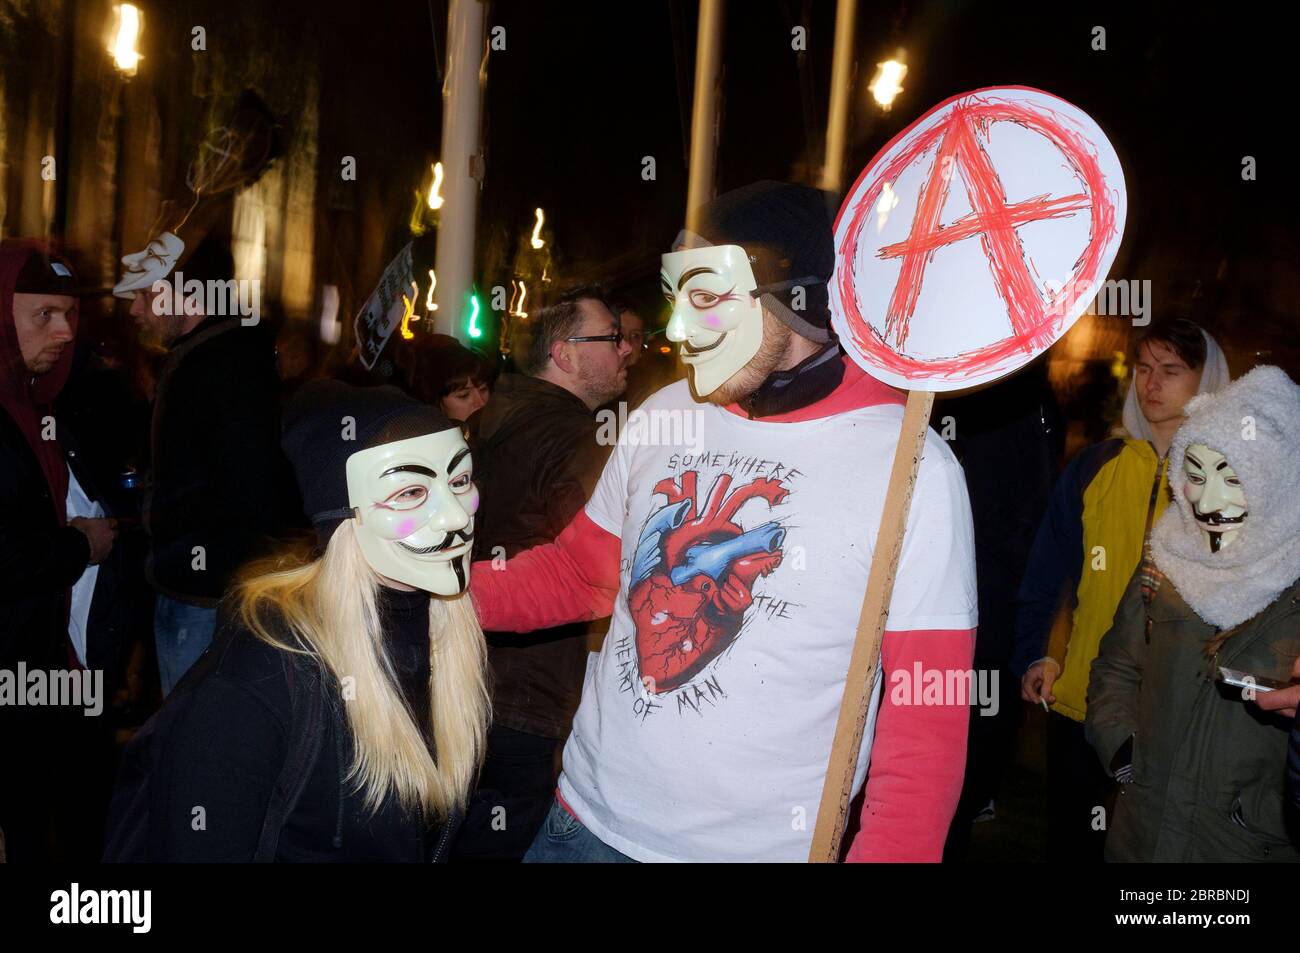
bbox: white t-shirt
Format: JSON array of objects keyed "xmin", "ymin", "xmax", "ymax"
[{"xmin": 558, "ymin": 379, "xmax": 977, "ymax": 862}]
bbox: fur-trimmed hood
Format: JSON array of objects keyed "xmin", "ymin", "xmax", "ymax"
[{"xmin": 1150, "ymin": 365, "xmax": 1300, "ymax": 629}]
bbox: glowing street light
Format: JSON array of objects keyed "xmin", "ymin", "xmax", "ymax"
[
  {"xmin": 530, "ymin": 208, "xmax": 545, "ymax": 250},
  {"xmin": 109, "ymin": 4, "xmax": 144, "ymax": 76},
  {"xmin": 467, "ymin": 292, "xmax": 483, "ymax": 339},
  {"xmin": 869, "ymin": 59, "xmax": 907, "ymax": 109},
  {"xmin": 427, "ymin": 162, "xmax": 444, "ymax": 210},
  {"xmin": 400, "ymin": 281, "xmax": 421, "ymax": 340},
  {"xmin": 508, "ymin": 279, "xmax": 528, "ymax": 318}
]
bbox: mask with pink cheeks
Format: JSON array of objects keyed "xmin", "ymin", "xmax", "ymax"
[
  {"xmin": 660, "ymin": 244, "xmax": 765, "ymax": 397},
  {"xmin": 345, "ymin": 429, "xmax": 478, "ymax": 595}
]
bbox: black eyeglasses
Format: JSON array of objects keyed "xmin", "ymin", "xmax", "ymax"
[{"xmin": 565, "ymin": 332, "xmax": 624, "ymax": 346}]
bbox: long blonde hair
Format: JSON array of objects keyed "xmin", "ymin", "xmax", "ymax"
[{"xmin": 235, "ymin": 521, "xmax": 489, "ymax": 820}]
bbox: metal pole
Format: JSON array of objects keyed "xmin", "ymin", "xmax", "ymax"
[
  {"xmin": 685, "ymin": 0, "xmax": 725, "ymax": 232},
  {"xmin": 821, "ymin": 0, "xmax": 858, "ymax": 194},
  {"xmin": 433, "ymin": 0, "xmax": 486, "ymax": 339}
]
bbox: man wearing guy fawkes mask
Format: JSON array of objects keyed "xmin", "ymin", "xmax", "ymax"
[
  {"xmin": 470, "ymin": 182, "xmax": 978, "ymax": 862},
  {"xmin": 663, "ymin": 182, "xmax": 844, "ymax": 412},
  {"xmin": 1088, "ymin": 366, "xmax": 1300, "ymax": 862}
]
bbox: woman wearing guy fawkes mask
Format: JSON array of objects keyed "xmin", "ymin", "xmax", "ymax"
[
  {"xmin": 1087, "ymin": 366, "xmax": 1300, "ymax": 862},
  {"xmin": 105, "ymin": 381, "xmax": 488, "ymax": 861}
]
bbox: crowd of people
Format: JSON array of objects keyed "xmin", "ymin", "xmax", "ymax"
[{"xmin": 2, "ymin": 180, "xmax": 1300, "ymax": 863}]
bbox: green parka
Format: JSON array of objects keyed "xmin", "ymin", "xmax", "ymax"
[{"xmin": 1086, "ymin": 571, "xmax": 1300, "ymax": 862}]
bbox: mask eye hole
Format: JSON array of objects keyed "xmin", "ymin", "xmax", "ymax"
[
  {"xmin": 688, "ymin": 289, "xmax": 720, "ymax": 309},
  {"xmin": 1186, "ymin": 473, "xmax": 1205, "ymax": 485},
  {"xmin": 384, "ymin": 485, "xmax": 428, "ymax": 509},
  {"xmin": 449, "ymin": 472, "xmax": 473, "ymax": 492},
  {"xmin": 1226, "ymin": 476, "xmax": 1242, "ymax": 488}
]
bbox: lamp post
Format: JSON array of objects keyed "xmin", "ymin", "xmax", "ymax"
[
  {"xmin": 432, "ymin": 0, "xmax": 486, "ymax": 341},
  {"xmin": 685, "ymin": 0, "xmax": 725, "ymax": 233},
  {"xmin": 821, "ymin": 0, "xmax": 858, "ymax": 194}
]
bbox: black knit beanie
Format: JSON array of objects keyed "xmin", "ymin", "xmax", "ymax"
[
  {"xmin": 682, "ymin": 181, "xmax": 838, "ymax": 343},
  {"xmin": 282, "ymin": 379, "xmax": 456, "ymax": 546}
]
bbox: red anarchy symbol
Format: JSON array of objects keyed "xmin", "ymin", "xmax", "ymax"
[{"xmin": 837, "ymin": 93, "xmax": 1119, "ymax": 380}]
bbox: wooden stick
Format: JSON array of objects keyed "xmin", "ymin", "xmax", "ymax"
[{"xmin": 808, "ymin": 388, "xmax": 935, "ymax": 862}]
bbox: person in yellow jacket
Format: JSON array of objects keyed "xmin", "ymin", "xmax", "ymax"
[{"xmin": 1014, "ymin": 318, "xmax": 1229, "ymax": 860}]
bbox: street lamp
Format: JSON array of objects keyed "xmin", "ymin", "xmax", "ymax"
[
  {"xmin": 109, "ymin": 4, "xmax": 144, "ymax": 76},
  {"xmin": 869, "ymin": 58, "xmax": 907, "ymax": 109}
]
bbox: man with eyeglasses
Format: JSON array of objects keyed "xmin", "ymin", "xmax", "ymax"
[{"xmin": 457, "ymin": 285, "xmax": 632, "ymax": 860}]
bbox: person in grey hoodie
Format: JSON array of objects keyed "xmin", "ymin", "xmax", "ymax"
[{"xmin": 1087, "ymin": 365, "xmax": 1300, "ymax": 862}]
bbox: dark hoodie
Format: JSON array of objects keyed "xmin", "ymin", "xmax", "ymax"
[
  {"xmin": 467, "ymin": 372, "xmax": 611, "ymax": 738},
  {"xmin": 0, "ymin": 242, "xmax": 101, "ymax": 864},
  {"xmin": 144, "ymin": 311, "xmax": 292, "ymax": 604},
  {"xmin": 0, "ymin": 241, "xmax": 90, "ymax": 670}
]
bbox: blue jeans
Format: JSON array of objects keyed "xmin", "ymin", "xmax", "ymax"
[
  {"xmin": 154, "ymin": 594, "xmax": 218, "ymax": 696},
  {"xmin": 522, "ymin": 797, "xmax": 638, "ymax": 863}
]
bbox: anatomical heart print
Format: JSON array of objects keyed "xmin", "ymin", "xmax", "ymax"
[{"xmin": 628, "ymin": 470, "xmax": 790, "ymax": 693}]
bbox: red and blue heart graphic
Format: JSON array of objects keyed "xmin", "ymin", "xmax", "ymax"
[{"xmin": 628, "ymin": 472, "xmax": 788, "ymax": 693}]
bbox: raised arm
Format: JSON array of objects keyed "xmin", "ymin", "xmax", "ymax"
[{"xmin": 470, "ymin": 508, "xmax": 621, "ymax": 633}]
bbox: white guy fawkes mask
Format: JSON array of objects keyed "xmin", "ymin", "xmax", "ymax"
[
  {"xmin": 661, "ymin": 244, "xmax": 765, "ymax": 397},
  {"xmin": 1182, "ymin": 442, "xmax": 1248, "ymax": 554},
  {"xmin": 345, "ymin": 429, "xmax": 478, "ymax": 595}
]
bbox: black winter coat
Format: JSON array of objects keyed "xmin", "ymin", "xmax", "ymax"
[
  {"xmin": 466, "ymin": 373, "xmax": 611, "ymax": 739},
  {"xmin": 0, "ymin": 406, "xmax": 91, "ymax": 671},
  {"xmin": 110, "ymin": 586, "xmax": 460, "ymax": 862}
]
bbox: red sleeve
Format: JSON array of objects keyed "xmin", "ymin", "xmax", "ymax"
[
  {"xmin": 844, "ymin": 627, "xmax": 976, "ymax": 863},
  {"xmin": 469, "ymin": 508, "xmax": 621, "ymax": 632}
]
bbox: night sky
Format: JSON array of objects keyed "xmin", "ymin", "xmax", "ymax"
[{"xmin": 458, "ymin": 1, "xmax": 1289, "ymax": 340}]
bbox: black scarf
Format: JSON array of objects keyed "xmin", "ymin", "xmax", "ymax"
[{"xmin": 739, "ymin": 342, "xmax": 845, "ymax": 419}]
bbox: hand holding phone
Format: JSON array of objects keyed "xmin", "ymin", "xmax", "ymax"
[
  {"xmin": 1234, "ymin": 656, "xmax": 1300, "ymax": 719},
  {"xmin": 1216, "ymin": 665, "xmax": 1292, "ymax": 693}
]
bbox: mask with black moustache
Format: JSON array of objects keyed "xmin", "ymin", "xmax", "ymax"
[
  {"xmin": 661, "ymin": 244, "xmax": 766, "ymax": 397},
  {"xmin": 1182, "ymin": 442, "xmax": 1248, "ymax": 554},
  {"xmin": 345, "ymin": 428, "xmax": 479, "ymax": 594}
]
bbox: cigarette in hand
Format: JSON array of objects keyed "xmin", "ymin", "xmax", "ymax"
[{"xmin": 1040, "ymin": 697, "xmax": 1050, "ymax": 714}]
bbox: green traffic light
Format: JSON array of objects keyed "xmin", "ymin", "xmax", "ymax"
[{"xmin": 468, "ymin": 293, "xmax": 483, "ymax": 339}]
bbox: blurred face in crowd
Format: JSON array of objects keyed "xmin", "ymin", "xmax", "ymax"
[
  {"xmin": 130, "ymin": 285, "xmax": 191, "ymax": 348},
  {"xmin": 559, "ymin": 298, "xmax": 632, "ymax": 408},
  {"xmin": 1182, "ymin": 443, "xmax": 1248, "ymax": 554},
  {"xmin": 1135, "ymin": 338, "xmax": 1202, "ymax": 426},
  {"xmin": 619, "ymin": 309, "xmax": 646, "ymax": 366},
  {"xmin": 11, "ymin": 293, "xmax": 76, "ymax": 375},
  {"xmin": 441, "ymin": 376, "xmax": 489, "ymax": 422}
]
